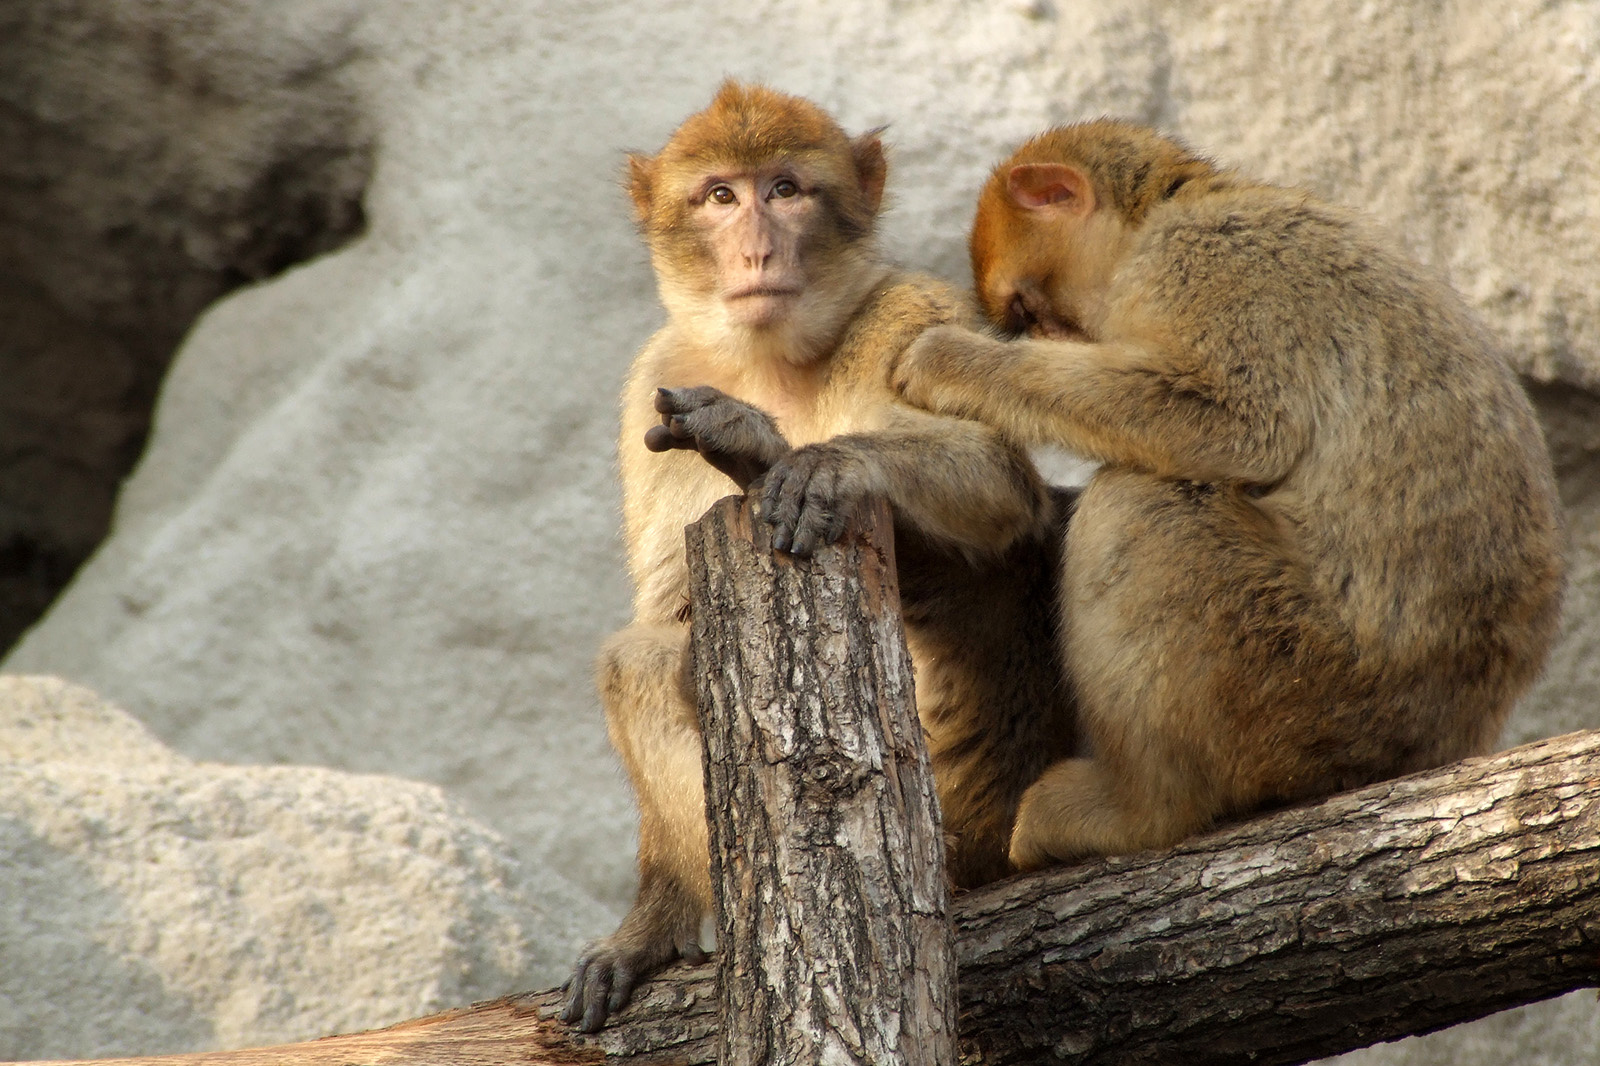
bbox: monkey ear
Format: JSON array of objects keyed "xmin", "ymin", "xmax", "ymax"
[
  {"xmin": 851, "ymin": 130, "xmax": 888, "ymax": 217},
  {"xmin": 626, "ymin": 153, "xmax": 656, "ymax": 225},
  {"xmin": 1006, "ymin": 163, "xmax": 1095, "ymax": 215}
]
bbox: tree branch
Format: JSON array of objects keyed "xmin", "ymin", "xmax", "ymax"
[{"xmin": 954, "ymin": 725, "xmax": 1600, "ymax": 1064}]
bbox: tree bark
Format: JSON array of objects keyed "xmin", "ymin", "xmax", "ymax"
[
  {"xmin": 686, "ymin": 495, "xmax": 955, "ymax": 1066},
  {"xmin": 36, "ymin": 498, "xmax": 1600, "ymax": 1066},
  {"xmin": 953, "ymin": 726, "xmax": 1600, "ymax": 1065}
]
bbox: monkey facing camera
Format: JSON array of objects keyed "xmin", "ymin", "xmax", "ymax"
[
  {"xmin": 560, "ymin": 83, "xmax": 1075, "ymax": 1032},
  {"xmin": 891, "ymin": 120, "xmax": 1566, "ymax": 873}
]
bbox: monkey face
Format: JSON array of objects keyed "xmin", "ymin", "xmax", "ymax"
[
  {"xmin": 626, "ymin": 82, "xmax": 886, "ymax": 349},
  {"xmin": 971, "ymin": 178, "xmax": 1126, "ymax": 344},
  {"xmin": 689, "ymin": 167, "xmax": 816, "ymax": 328}
]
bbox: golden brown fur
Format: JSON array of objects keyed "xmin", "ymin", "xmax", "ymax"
[
  {"xmin": 892, "ymin": 119, "xmax": 1565, "ymax": 870},
  {"xmin": 562, "ymin": 83, "xmax": 1076, "ymax": 1031}
]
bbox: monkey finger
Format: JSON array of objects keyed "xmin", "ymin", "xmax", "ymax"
[
  {"xmin": 653, "ymin": 386, "xmax": 705, "ymax": 415},
  {"xmin": 654, "ymin": 384, "xmax": 723, "ymax": 415},
  {"xmin": 790, "ymin": 497, "xmax": 846, "ymax": 557},
  {"xmin": 643, "ymin": 420, "xmax": 702, "ymax": 453},
  {"xmin": 760, "ymin": 471, "xmax": 804, "ymax": 543},
  {"xmin": 788, "ymin": 522, "xmax": 821, "ymax": 557},
  {"xmin": 822, "ymin": 500, "xmax": 853, "ymax": 546},
  {"xmin": 679, "ymin": 938, "xmax": 709, "ymax": 966},
  {"xmin": 643, "ymin": 424, "xmax": 683, "ymax": 452},
  {"xmin": 787, "ymin": 490, "xmax": 833, "ymax": 557}
]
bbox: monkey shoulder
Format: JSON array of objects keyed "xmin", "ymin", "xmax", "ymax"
[
  {"xmin": 1129, "ymin": 186, "xmax": 1361, "ymax": 294},
  {"xmin": 828, "ymin": 271, "xmax": 973, "ymax": 386},
  {"xmin": 859, "ymin": 271, "xmax": 969, "ymax": 328},
  {"xmin": 1116, "ymin": 186, "xmax": 1427, "ymax": 368}
]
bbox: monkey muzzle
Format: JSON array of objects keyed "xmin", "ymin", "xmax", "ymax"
[{"xmin": 1005, "ymin": 291, "xmax": 1088, "ymax": 342}]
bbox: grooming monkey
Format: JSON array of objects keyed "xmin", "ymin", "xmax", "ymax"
[
  {"xmin": 561, "ymin": 82, "xmax": 1075, "ymax": 1031},
  {"xmin": 892, "ymin": 120, "xmax": 1565, "ymax": 872}
]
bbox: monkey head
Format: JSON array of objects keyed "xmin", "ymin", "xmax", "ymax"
[
  {"xmin": 970, "ymin": 120, "xmax": 1217, "ymax": 342},
  {"xmin": 626, "ymin": 81, "xmax": 889, "ymax": 361}
]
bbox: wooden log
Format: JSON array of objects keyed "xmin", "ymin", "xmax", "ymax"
[
  {"xmin": 686, "ymin": 495, "xmax": 955, "ymax": 1066},
  {"xmin": 25, "ymin": 497, "xmax": 1600, "ymax": 1066},
  {"xmin": 952, "ymin": 725, "xmax": 1600, "ymax": 1065}
]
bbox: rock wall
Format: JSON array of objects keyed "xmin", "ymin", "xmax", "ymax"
[
  {"xmin": 2, "ymin": 0, "xmax": 1596, "ymax": 1058},
  {"xmin": 0, "ymin": 676, "xmax": 611, "ymax": 1059},
  {"xmin": 0, "ymin": 0, "xmax": 370, "ymax": 650}
]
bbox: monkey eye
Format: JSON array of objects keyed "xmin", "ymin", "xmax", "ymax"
[
  {"xmin": 707, "ymin": 184, "xmax": 737, "ymax": 205},
  {"xmin": 769, "ymin": 179, "xmax": 799, "ymax": 199}
]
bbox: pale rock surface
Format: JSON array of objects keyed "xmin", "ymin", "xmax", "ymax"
[
  {"xmin": 0, "ymin": 0, "xmax": 369, "ymax": 648},
  {"xmin": 0, "ymin": 675, "xmax": 608, "ymax": 1060},
  {"xmin": 3, "ymin": 0, "xmax": 1599, "ymax": 1060}
]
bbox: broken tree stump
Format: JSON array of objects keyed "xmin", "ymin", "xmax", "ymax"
[{"xmin": 687, "ymin": 494, "xmax": 955, "ymax": 1066}]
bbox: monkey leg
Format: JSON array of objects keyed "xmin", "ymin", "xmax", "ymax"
[
  {"xmin": 561, "ymin": 623, "xmax": 710, "ymax": 1032},
  {"xmin": 900, "ymin": 512, "xmax": 1078, "ymax": 889},
  {"xmin": 926, "ymin": 723, "xmax": 1036, "ymax": 888},
  {"xmin": 1021, "ymin": 469, "xmax": 1361, "ymax": 868},
  {"xmin": 1008, "ymin": 756, "xmax": 1200, "ymax": 871},
  {"xmin": 915, "ymin": 611, "xmax": 1078, "ymax": 886}
]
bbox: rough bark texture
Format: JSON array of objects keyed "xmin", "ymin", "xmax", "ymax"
[
  {"xmin": 953, "ymin": 727, "xmax": 1600, "ymax": 1065},
  {"xmin": 687, "ymin": 494, "xmax": 956, "ymax": 1066}
]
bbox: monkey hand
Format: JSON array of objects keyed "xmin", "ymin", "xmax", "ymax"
[
  {"xmin": 559, "ymin": 925, "xmax": 709, "ymax": 1033},
  {"xmin": 754, "ymin": 443, "xmax": 875, "ymax": 556},
  {"xmin": 890, "ymin": 324, "xmax": 1007, "ymax": 418},
  {"xmin": 644, "ymin": 385, "xmax": 791, "ymax": 491}
]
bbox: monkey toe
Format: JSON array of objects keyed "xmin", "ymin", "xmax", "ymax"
[
  {"xmin": 562, "ymin": 956, "xmax": 622, "ymax": 1032},
  {"xmin": 560, "ymin": 946, "xmax": 627, "ymax": 1032},
  {"xmin": 560, "ymin": 933, "xmax": 692, "ymax": 1032},
  {"xmin": 557, "ymin": 956, "xmax": 593, "ymax": 1026},
  {"xmin": 580, "ymin": 971, "xmax": 615, "ymax": 1033}
]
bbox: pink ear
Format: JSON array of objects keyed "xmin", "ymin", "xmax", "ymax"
[{"xmin": 1006, "ymin": 163, "xmax": 1095, "ymax": 214}]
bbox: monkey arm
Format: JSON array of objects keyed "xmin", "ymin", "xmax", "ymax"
[
  {"xmin": 846, "ymin": 404, "xmax": 1052, "ymax": 552},
  {"xmin": 756, "ymin": 404, "xmax": 1051, "ymax": 559},
  {"xmin": 642, "ymin": 386, "xmax": 791, "ymax": 491},
  {"xmin": 893, "ymin": 324, "xmax": 1309, "ymax": 486},
  {"xmin": 562, "ymin": 625, "xmax": 710, "ymax": 1033}
]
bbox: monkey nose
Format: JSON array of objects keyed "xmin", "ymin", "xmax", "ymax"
[{"xmin": 1004, "ymin": 294, "xmax": 1033, "ymax": 337}]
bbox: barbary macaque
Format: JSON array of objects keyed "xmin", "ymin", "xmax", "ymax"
[
  {"xmin": 561, "ymin": 82, "xmax": 1076, "ymax": 1031},
  {"xmin": 892, "ymin": 120, "xmax": 1565, "ymax": 872}
]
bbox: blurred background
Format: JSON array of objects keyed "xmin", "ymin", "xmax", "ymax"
[{"xmin": 1, "ymin": 0, "xmax": 1596, "ymax": 1060}]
